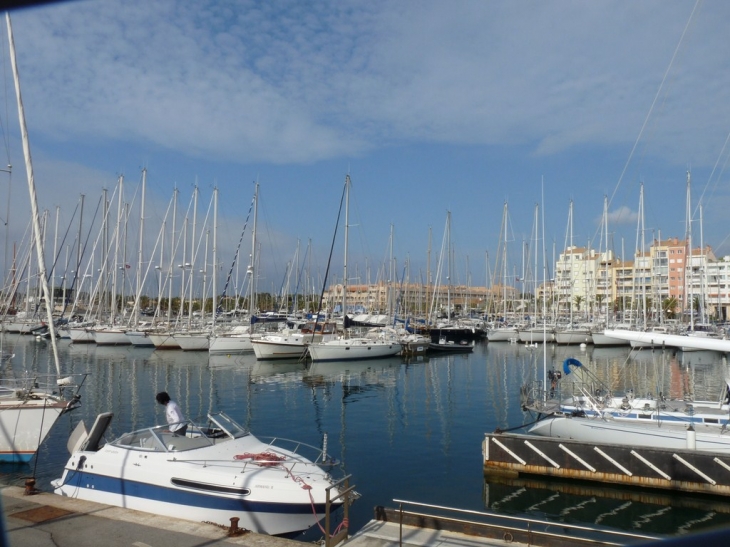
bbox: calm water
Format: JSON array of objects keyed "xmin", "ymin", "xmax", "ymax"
[{"xmin": 3, "ymin": 334, "xmax": 730, "ymax": 539}]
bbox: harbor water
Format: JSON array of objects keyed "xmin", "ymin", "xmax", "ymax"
[{"xmin": 3, "ymin": 333, "xmax": 730, "ymax": 540}]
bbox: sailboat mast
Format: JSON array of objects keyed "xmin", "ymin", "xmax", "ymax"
[
  {"xmin": 250, "ymin": 182, "xmax": 259, "ymax": 314},
  {"xmin": 211, "ymin": 187, "xmax": 218, "ymax": 329},
  {"xmin": 6, "ymin": 13, "xmax": 60, "ymax": 374},
  {"xmin": 502, "ymin": 202, "xmax": 508, "ymax": 321},
  {"xmin": 135, "ymin": 169, "xmax": 146, "ymax": 328},
  {"xmin": 686, "ymin": 171, "xmax": 694, "ymax": 330},
  {"xmin": 603, "ymin": 195, "xmax": 610, "ymax": 324},
  {"xmin": 342, "ymin": 175, "xmax": 350, "ymax": 321},
  {"xmin": 51, "ymin": 206, "xmax": 59, "ymax": 313},
  {"xmin": 188, "ymin": 185, "xmax": 198, "ymax": 329},
  {"xmin": 447, "ymin": 211, "xmax": 452, "ymax": 321},
  {"xmin": 168, "ymin": 188, "xmax": 177, "ymax": 325}
]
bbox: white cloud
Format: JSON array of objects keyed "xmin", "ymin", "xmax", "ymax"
[
  {"xmin": 606, "ymin": 205, "xmax": 638, "ymax": 226},
  {"xmin": 8, "ymin": 0, "xmax": 730, "ymax": 167}
]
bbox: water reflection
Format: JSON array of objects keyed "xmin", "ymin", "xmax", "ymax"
[
  {"xmin": 3, "ymin": 332, "xmax": 730, "ymax": 538},
  {"xmin": 483, "ymin": 473, "xmax": 730, "ymax": 536}
]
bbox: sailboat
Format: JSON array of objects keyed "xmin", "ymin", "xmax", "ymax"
[
  {"xmin": 554, "ymin": 200, "xmax": 592, "ymax": 345},
  {"xmin": 0, "ymin": 13, "xmax": 86, "ymax": 462},
  {"xmin": 307, "ymin": 176, "xmax": 402, "ymax": 362},
  {"xmin": 487, "ymin": 203, "xmax": 518, "ymax": 342},
  {"xmin": 209, "ymin": 184, "xmax": 260, "ymax": 355}
]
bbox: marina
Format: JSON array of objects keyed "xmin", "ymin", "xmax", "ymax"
[{"xmin": 2, "ymin": 333, "xmax": 730, "ymax": 542}]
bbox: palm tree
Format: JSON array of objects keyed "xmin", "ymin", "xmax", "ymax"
[
  {"xmin": 573, "ymin": 295, "xmax": 584, "ymax": 313},
  {"xmin": 662, "ymin": 297, "xmax": 678, "ymax": 319}
]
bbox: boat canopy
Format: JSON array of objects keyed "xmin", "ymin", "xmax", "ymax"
[{"xmin": 563, "ymin": 357, "xmax": 583, "ymax": 376}]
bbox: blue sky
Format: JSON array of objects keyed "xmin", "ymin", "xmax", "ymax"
[{"xmin": 2, "ymin": 0, "xmax": 730, "ymax": 298}]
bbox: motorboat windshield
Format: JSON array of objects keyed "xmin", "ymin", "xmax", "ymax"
[
  {"xmin": 208, "ymin": 412, "xmax": 248, "ymax": 438},
  {"xmin": 111, "ymin": 411, "xmax": 249, "ymax": 453}
]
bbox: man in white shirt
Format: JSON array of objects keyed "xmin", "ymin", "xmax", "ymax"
[{"xmin": 156, "ymin": 391, "xmax": 187, "ymax": 436}]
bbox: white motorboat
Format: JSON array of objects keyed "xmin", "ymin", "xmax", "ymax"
[
  {"xmin": 399, "ymin": 333, "xmax": 431, "ymax": 355},
  {"xmin": 0, "ymin": 373, "xmax": 86, "ymax": 463},
  {"xmin": 528, "ymin": 414, "xmax": 730, "ymax": 453},
  {"xmin": 52, "ymin": 411, "xmax": 350, "ymax": 536}
]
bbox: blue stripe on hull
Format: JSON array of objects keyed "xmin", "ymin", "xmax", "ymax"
[
  {"xmin": 0, "ymin": 453, "xmax": 33, "ymax": 463},
  {"xmin": 61, "ymin": 470, "xmax": 329, "ymax": 514}
]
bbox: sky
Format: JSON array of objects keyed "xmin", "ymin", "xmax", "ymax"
[{"xmin": 2, "ymin": 0, "xmax": 730, "ymax": 300}]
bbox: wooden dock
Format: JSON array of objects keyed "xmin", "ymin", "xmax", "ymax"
[{"xmin": 483, "ymin": 431, "xmax": 730, "ymax": 496}]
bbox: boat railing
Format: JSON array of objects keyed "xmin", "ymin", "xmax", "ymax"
[
  {"xmin": 0, "ymin": 372, "xmax": 88, "ymax": 403},
  {"xmin": 258, "ymin": 434, "xmax": 340, "ymax": 468},
  {"xmin": 520, "ymin": 380, "xmax": 561, "ymax": 414},
  {"xmin": 324, "ymin": 474, "xmax": 356, "ymax": 547}
]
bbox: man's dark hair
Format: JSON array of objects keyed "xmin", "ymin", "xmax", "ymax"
[{"xmin": 156, "ymin": 391, "xmax": 171, "ymax": 405}]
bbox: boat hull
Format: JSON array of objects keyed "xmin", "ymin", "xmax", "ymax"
[
  {"xmin": 590, "ymin": 331, "xmax": 630, "ymax": 346},
  {"xmin": 554, "ymin": 329, "xmax": 592, "ymax": 345},
  {"xmin": 529, "ymin": 415, "xmax": 730, "ymax": 453},
  {"xmin": 307, "ymin": 339, "xmax": 401, "ymax": 362},
  {"xmin": 93, "ymin": 329, "xmax": 131, "ymax": 346},
  {"xmin": 173, "ymin": 333, "xmax": 210, "ymax": 351},
  {"xmin": 252, "ymin": 336, "xmax": 312, "ymax": 360},
  {"xmin": 53, "ymin": 415, "xmax": 343, "ymax": 536},
  {"xmin": 54, "ymin": 468, "xmax": 330, "ymax": 535},
  {"xmin": 126, "ymin": 331, "xmax": 156, "ymax": 347},
  {"xmin": 486, "ymin": 327, "xmax": 517, "ymax": 342},
  {"xmin": 428, "ymin": 342, "xmax": 474, "ymax": 353},
  {"xmin": 517, "ymin": 328, "xmax": 554, "ymax": 343},
  {"xmin": 209, "ymin": 334, "xmax": 255, "ymax": 354},
  {"xmin": 0, "ymin": 399, "xmax": 69, "ymax": 462},
  {"xmin": 69, "ymin": 327, "xmax": 96, "ymax": 343},
  {"xmin": 147, "ymin": 332, "xmax": 181, "ymax": 349}
]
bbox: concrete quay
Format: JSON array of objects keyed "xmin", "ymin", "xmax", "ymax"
[
  {"xmin": 0, "ymin": 483, "xmax": 536, "ymax": 547},
  {"xmin": 1, "ymin": 485, "xmax": 302, "ymax": 547}
]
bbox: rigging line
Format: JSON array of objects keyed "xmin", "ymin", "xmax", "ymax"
[
  {"xmin": 696, "ymin": 127, "xmax": 730, "ymax": 213},
  {"xmin": 217, "ymin": 191, "xmax": 255, "ymax": 305},
  {"xmin": 59, "ymin": 194, "xmax": 103, "ymax": 319},
  {"xmin": 313, "ymin": 178, "xmax": 348, "ymax": 338},
  {"xmin": 46, "ymin": 201, "xmax": 79, "ymax": 284},
  {"xmin": 0, "ymin": 20, "xmax": 9, "ymax": 163},
  {"xmin": 606, "ymin": 0, "xmax": 701, "ymax": 213}
]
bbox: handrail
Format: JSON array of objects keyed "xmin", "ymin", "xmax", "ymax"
[
  {"xmin": 389, "ymin": 499, "xmax": 661, "ymax": 547},
  {"xmin": 324, "ymin": 474, "xmax": 356, "ymax": 547}
]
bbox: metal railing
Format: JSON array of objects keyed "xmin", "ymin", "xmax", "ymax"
[
  {"xmin": 324, "ymin": 474, "xmax": 357, "ymax": 547},
  {"xmin": 386, "ymin": 499, "xmax": 661, "ymax": 547}
]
